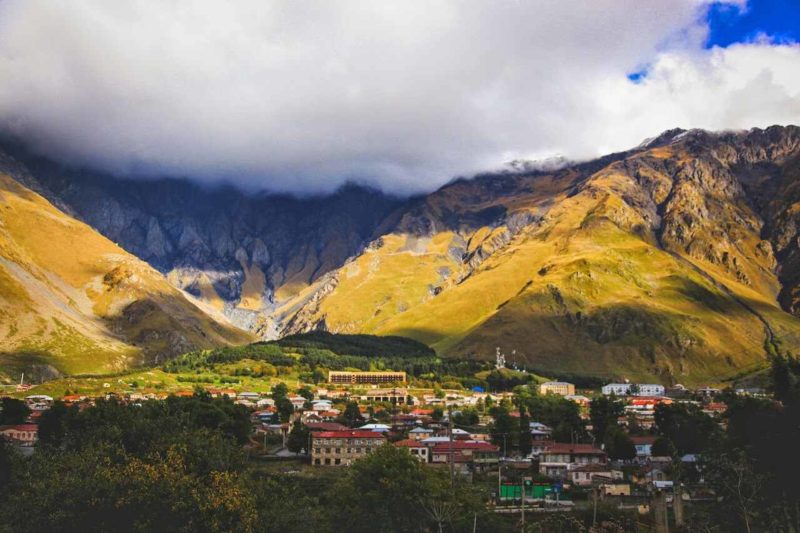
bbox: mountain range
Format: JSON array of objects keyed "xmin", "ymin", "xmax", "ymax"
[{"xmin": 2, "ymin": 125, "xmax": 800, "ymax": 384}]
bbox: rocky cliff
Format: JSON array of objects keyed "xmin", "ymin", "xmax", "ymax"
[{"xmin": 4, "ymin": 126, "xmax": 800, "ymax": 383}]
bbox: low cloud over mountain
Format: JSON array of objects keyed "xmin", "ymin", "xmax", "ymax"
[{"xmin": 0, "ymin": 1, "xmax": 798, "ymax": 194}]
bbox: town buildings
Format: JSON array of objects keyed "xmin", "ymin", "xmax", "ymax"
[
  {"xmin": 602, "ymin": 383, "xmax": 666, "ymax": 396},
  {"xmin": 539, "ymin": 381, "xmax": 576, "ymax": 396},
  {"xmin": 328, "ymin": 371, "xmax": 407, "ymax": 385},
  {"xmin": 538, "ymin": 443, "xmax": 607, "ymax": 479},
  {"xmin": 311, "ymin": 430, "xmax": 386, "ymax": 466}
]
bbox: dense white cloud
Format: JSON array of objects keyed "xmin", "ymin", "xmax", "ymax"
[{"xmin": 0, "ymin": 0, "xmax": 796, "ymax": 194}]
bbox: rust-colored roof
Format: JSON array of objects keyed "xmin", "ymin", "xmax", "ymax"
[
  {"xmin": 544, "ymin": 443, "xmax": 605, "ymax": 455},
  {"xmin": 313, "ymin": 430, "xmax": 387, "ymax": 439}
]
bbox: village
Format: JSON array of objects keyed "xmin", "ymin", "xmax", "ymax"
[{"xmin": 1, "ymin": 358, "xmax": 760, "ymax": 529}]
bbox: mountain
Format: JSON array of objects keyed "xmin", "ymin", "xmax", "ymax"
[
  {"xmin": 3, "ymin": 126, "xmax": 800, "ymax": 384},
  {"xmin": 1, "ymin": 143, "xmax": 402, "ymax": 339},
  {"xmin": 0, "ymin": 161, "xmax": 252, "ymax": 383},
  {"xmin": 275, "ymin": 126, "xmax": 800, "ymax": 384}
]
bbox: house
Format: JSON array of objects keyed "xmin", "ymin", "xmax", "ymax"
[
  {"xmin": 601, "ymin": 483, "xmax": 631, "ymax": 497},
  {"xmin": 237, "ymin": 392, "xmax": 261, "ymax": 401},
  {"xmin": 0, "ymin": 424, "xmax": 38, "ymax": 444},
  {"xmin": 358, "ymin": 423, "xmax": 391, "ymax": 433},
  {"xmin": 631, "ymin": 436, "xmax": 657, "ymax": 459},
  {"xmin": 394, "ymin": 439, "xmax": 430, "ymax": 462},
  {"xmin": 564, "ymin": 394, "xmax": 591, "ymax": 407},
  {"xmin": 539, "ymin": 382, "xmax": 575, "ymax": 396},
  {"xmin": 311, "ymin": 430, "xmax": 386, "ymax": 466},
  {"xmin": 529, "ymin": 440, "xmax": 554, "ymax": 458},
  {"xmin": 539, "ymin": 443, "xmax": 607, "ymax": 479},
  {"xmin": 429, "ymin": 440, "xmax": 500, "ymax": 470},
  {"xmin": 408, "ymin": 427, "xmax": 434, "ymax": 441},
  {"xmin": 287, "ymin": 395, "xmax": 307, "ymax": 410},
  {"xmin": 311, "ymin": 400, "xmax": 333, "ymax": 412},
  {"xmin": 569, "ymin": 464, "xmax": 622, "ymax": 487},
  {"xmin": 529, "ymin": 422, "xmax": 552, "ymax": 441},
  {"xmin": 363, "ymin": 388, "xmax": 410, "ymax": 405}
]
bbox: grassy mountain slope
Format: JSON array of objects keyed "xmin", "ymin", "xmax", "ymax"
[
  {"xmin": 0, "ymin": 173, "xmax": 252, "ymax": 382},
  {"xmin": 279, "ymin": 128, "xmax": 800, "ymax": 384}
]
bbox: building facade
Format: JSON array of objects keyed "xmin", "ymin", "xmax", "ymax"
[
  {"xmin": 328, "ymin": 371, "xmax": 407, "ymax": 385},
  {"xmin": 539, "ymin": 443, "xmax": 607, "ymax": 479},
  {"xmin": 311, "ymin": 430, "xmax": 386, "ymax": 466},
  {"xmin": 539, "ymin": 381, "xmax": 576, "ymax": 396}
]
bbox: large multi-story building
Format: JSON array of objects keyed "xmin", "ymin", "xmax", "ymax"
[
  {"xmin": 311, "ymin": 430, "xmax": 387, "ymax": 466},
  {"xmin": 539, "ymin": 381, "xmax": 576, "ymax": 396},
  {"xmin": 328, "ymin": 371, "xmax": 407, "ymax": 385},
  {"xmin": 601, "ymin": 383, "xmax": 665, "ymax": 396}
]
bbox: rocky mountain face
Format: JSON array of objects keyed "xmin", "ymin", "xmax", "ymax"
[
  {"xmin": 3, "ymin": 145, "xmax": 402, "ymax": 338},
  {"xmin": 0, "ymin": 166, "xmax": 251, "ymax": 383},
  {"xmin": 274, "ymin": 126, "xmax": 800, "ymax": 384},
  {"xmin": 3, "ymin": 126, "xmax": 800, "ymax": 383}
]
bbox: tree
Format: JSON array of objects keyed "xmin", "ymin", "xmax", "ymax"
[
  {"xmin": 275, "ymin": 397, "xmax": 294, "ymax": 423},
  {"xmin": 518, "ymin": 404, "xmax": 533, "ymax": 456},
  {"xmin": 0, "ymin": 398, "xmax": 30, "ymax": 425},
  {"xmin": 651, "ymin": 436, "xmax": 676, "ymax": 457},
  {"xmin": 271, "ymin": 382, "xmax": 289, "ymax": 400},
  {"xmin": 654, "ymin": 403, "xmax": 718, "ymax": 455},
  {"xmin": 36, "ymin": 400, "xmax": 75, "ymax": 447},
  {"xmin": 589, "ymin": 396, "xmax": 624, "ymax": 444},
  {"xmin": 297, "ymin": 386, "xmax": 314, "ymax": 402},
  {"xmin": 489, "ymin": 406, "xmax": 515, "ymax": 456},
  {"xmin": 604, "ymin": 428, "xmax": 636, "ymax": 461},
  {"xmin": 340, "ymin": 401, "xmax": 363, "ymax": 428},
  {"xmin": 287, "ymin": 422, "xmax": 309, "ymax": 454}
]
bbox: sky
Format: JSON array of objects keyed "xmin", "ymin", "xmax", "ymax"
[{"xmin": 0, "ymin": 0, "xmax": 797, "ymax": 195}]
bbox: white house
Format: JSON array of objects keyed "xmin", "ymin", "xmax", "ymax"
[{"xmin": 602, "ymin": 383, "xmax": 665, "ymax": 396}]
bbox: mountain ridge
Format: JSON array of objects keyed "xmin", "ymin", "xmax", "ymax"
[{"xmin": 2, "ymin": 126, "xmax": 800, "ymax": 383}]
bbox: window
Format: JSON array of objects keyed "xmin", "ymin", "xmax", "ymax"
[
  {"xmin": 335, "ymin": 448, "xmax": 341, "ymax": 453},
  {"xmin": 324, "ymin": 458, "xmax": 331, "ymax": 465},
  {"xmin": 314, "ymin": 448, "xmax": 320, "ymax": 454},
  {"xmin": 334, "ymin": 459, "xmax": 341, "ymax": 465},
  {"xmin": 314, "ymin": 459, "xmax": 321, "ymax": 465}
]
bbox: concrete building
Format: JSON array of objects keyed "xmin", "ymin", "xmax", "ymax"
[
  {"xmin": 311, "ymin": 430, "xmax": 386, "ymax": 466},
  {"xmin": 602, "ymin": 383, "xmax": 665, "ymax": 396},
  {"xmin": 328, "ymin": 371, "xmax": 406, "ymax": 385},
  {"xmin": 539, "ymin": 381, "xmax": 576, "ymax": 396},
  {"xmin": 363, "ymin": 388, "xmax": 410, "ymax": 404},
  {"xmin": 539, "ymin": 443, "xmax": 607, "ymax": 479}
]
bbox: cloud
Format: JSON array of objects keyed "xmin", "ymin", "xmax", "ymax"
[{"xmin": 0, "ymin": 0, "xmax": 797, "ymax": 194}]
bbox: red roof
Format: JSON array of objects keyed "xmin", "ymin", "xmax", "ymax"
[
  {"xmin": 544, "ymin": 443, "xmax": 605, "ymax": 455},
  {"xmin": 394, "ymin": 439, "xmax": 426, "ymax": 448},
  {"xmin": 313, "ymin": 430, "xmax": 386, "ymax": 439},
  {"xmin": 306, "ymin": 422, "xmax": 348, "ymax": 432},
  {"xmin": 0, "ymin": 424, "xmax": 38, "ymax": 432},
  {"xmin": 631, "ymin": 436, "xmax": 657, "ymax": 445}
]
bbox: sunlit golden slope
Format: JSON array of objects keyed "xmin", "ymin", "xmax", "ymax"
[
  {"xmin": 279, "ymin": 130, "xmax": 800, "ymax": 384},
  {"xmin": 0, "ymin": 174, "xmax": 252, "ymax": 381}
]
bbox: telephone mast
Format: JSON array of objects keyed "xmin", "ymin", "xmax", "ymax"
[{"xmin": 495, "ymin": 347, "xmax": 506, "ymax": 370}]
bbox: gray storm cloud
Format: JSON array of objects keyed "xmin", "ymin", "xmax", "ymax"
[{"xmin": 0, "ymin": 0, "xmax": 797, "ymax": 194}]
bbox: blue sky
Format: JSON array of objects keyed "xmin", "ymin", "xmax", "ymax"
[{"xmin": 707, "ymin": 0, "xmax": 800, "ymax": 47}]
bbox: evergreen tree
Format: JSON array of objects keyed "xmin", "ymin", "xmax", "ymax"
[{"xmin": 518, "ymin": 404, "xmax": 533, "ymax": 456}]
